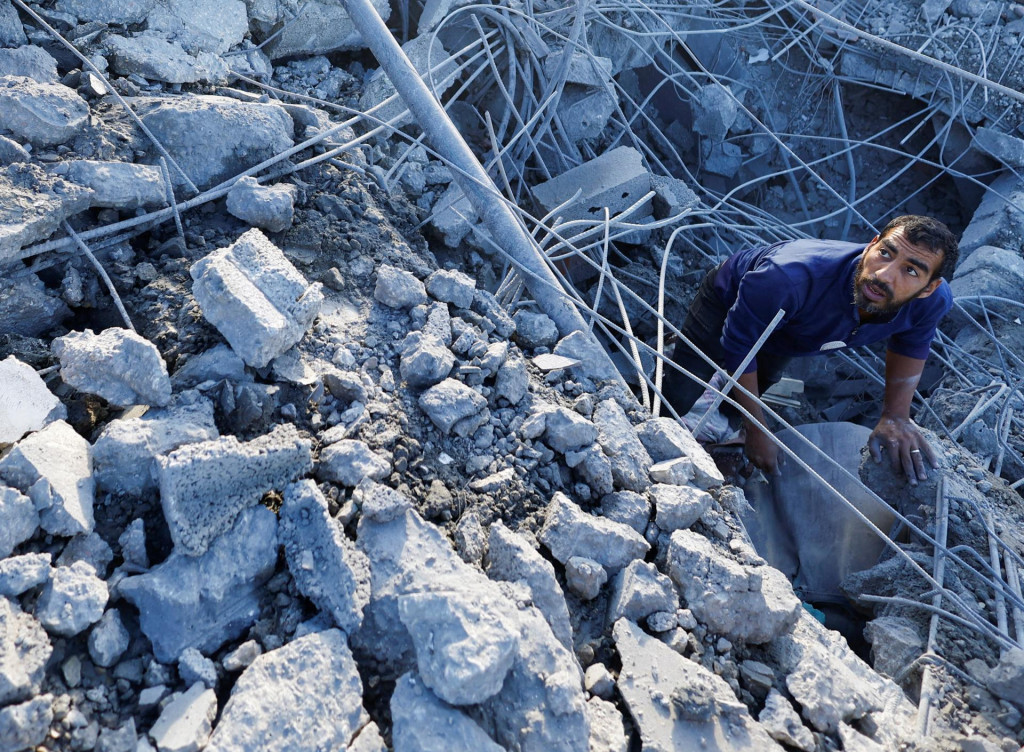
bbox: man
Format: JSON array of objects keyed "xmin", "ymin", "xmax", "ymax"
[{"xmin": 663, "ymin": 215, "xmax": 958, "ymax": 485}]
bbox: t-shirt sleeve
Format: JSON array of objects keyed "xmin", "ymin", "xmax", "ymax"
[
  {"xmin": 720, "ymin": 260, "xmax": 801, "ymax": 373},
  {"xmin": 887, "ymin": 282, "xmax": 953, "ymax": 360}
]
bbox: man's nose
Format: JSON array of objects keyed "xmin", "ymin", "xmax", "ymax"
[{"xmin": 876, "ymin": 261, "xmax": 897, "ymax": 285}]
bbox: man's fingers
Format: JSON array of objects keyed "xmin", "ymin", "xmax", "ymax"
[
  {"xmin": 900, "ymin": 447, "xmax": 918, "ymax": 485},
  {"xmin": 920, "ymin": 441, "xmax": 939, "ymax": 469},
  {"xmin": 909, "ymin": 448, "xmax": 926, "ymax": 483},
  {"xmin": 868, "ymin": 436, "xmax": 882, "ymax": 464}
]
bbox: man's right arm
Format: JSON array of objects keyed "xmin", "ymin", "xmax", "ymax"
[{"xmin": 734, "ymin": 369, "xmax": 781, "ymax": 475}]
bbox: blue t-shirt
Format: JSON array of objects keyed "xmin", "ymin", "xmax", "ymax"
[{"xmin": 713, "ymin": 238, "xmax": 953, "ymax": 373}]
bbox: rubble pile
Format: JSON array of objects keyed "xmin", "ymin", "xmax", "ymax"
[{"xmin": 1, "ymin": 0, "xmax": 1024, "ymax": 751}]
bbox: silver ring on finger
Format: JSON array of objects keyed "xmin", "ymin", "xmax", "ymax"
[{"xmin": 910, "ymin": 449, "xmax": 922, "ymax": 455}]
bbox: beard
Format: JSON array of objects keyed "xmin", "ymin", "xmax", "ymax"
[{"xmin": 852, "ymin": 258, "xmax": 901, "ymax": 315}]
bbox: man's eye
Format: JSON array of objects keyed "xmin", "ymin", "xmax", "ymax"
[
  {"xmin": 879, "ymin": 248, "xmax": 890, "ymax": 258},
  {"xmin": 907, "ymin": 267, "xmax": 918, "ymax": 277}
]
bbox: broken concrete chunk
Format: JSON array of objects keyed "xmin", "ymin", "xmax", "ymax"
[
  {"xmin": 190, "ymin": 228, "xmax": 323, "ymax": 369},
  {"xmin": 316, "ymin": 439, "xmax": 390, "ymax": 487},
  {"xmin": 0, "ymin": 420, "xmax": 93, "ymax": 537},
  {"xmin": 494, "ymin": 355, "xmax": 529, "ymax": 405},
  {"xmin": 88, "ymin": 609, "xmax": 130, "ymax": 669},
  {"xmin": 637, "ymin": 417, "xmax": 723, "ymax": 488},
  {"xmin": 0, "ymin": 76, "xmax": 89, "ymax": 147},
  {"xmin": 863, "ymin": 616, "xmax": 923, "ymax": 681},
  {"xmin": 987, "ymin": 648, "xmax": 1024, "ymax": 708},
  {"xmin": 147, "ymin": 0, "xmax": 249, "ymax": 55},
  {"xmin": 0, "ymin": 553, "xmax": 51, "ymax": 597},
  {"xmin": 260, "ymin": 0, "xmax": 389, "ymax": 59},
  {"xmin": 543, "ymin": 406, "xmax": 598, "ymax": 453},
  {"xmin": 400, "ymin": 330, "xmax": 454, "ymax": 389},
  {"xmin": 50, "ymin": 160, "xmax": 166, "ymax": 210},
  {"xmin": 149, "ymin": 682, "xmax": 217, "ymax": 752},
  {"xmin": 0, "ymin": 45, "xmax": 57, "ymax": 83},
  {"xmin": 599, "ymin": 490, "xmax": 650, "ymax": 533},
  {"xmin": 553, "ymin": 331, "xmax": 620, "ymax": 382},
  {"xmin": 430, "ymin": 183, "xmax": 479, "ymax": 248},
  {"xmin": 226, "ymin": 176, "xmax": 297, "ymax": 233},
  {"xmin": 666, "ymin": 529, "xmax": 800, "ymax": 644},
  {"xmin": 355, "ymin": 479, "xmax": 414, "ymax": 523},
  {"xmin": 0, "ymin": 135, "xmax": 30, "ymax": 165},
  {"xmin": 132, "ymin": 95, "xmax": 294, "ymax": 189},
  {"xmin": 53, "ymin": 327, "xmax": 172, "ymax": 407},
  {"xmin": 426, "ymin": 268, "xmax": 476, "ymax": 308},
  {"xmin": 588, "ymin": 696, "xmax": 628, "ymax": 752},
  {"xmin": 950, "ymin": 245, "xmax": 1024, "ymax": 312},
  {"xmin": 360, "ymin": 34, "xmax": 458, "ymax": 128},
  {"xmin": 565, "ymin": 556, "xmax": 607, "ymax": 600},
  {"xmin": 486, "ymin": 520, "xmax": 573, "ymax": 651},
  {"xmin": 418, "ymin": 378, "xmax": 489, "ymax": 437},
  {"xmin": 607, "ymin": 560, "xmax": 677, "ymax": 625},
  {"xmin": 532, "ymin": 147, "xmax": 651, "ymax": 224},
  {"xmin": 513, "ymin": 311, "xmax": 559, "ymax": 349},
  {"xmin": 398, "ymin": 588, "xmax": 519, "ymax": 705},
  {"xmin": 0, "ymin": 1, "xmax": 27, "ymax": 46},
  {"xmin": 0, "ymin": 163, "xmax": 94, "ymax": 263},
  {"xmin": 614, "ymin": 618, "xmax": 784, "ymax": 751},
  {"xmin": 280, "ymin": 480, "xmax": 370, "ymax": 634},
  {"xmin": 692, "ymin": 83, "xmax": 739, "ymax": 142},
  {"xmin": 973, "ymin": 127, "xmax": 1024, "ymax": 169},
  {"xmin": 119, "ymin": 505, "xmax": 278, "ymax": 662},
  {"xmin": 651, "ymin": 483, "xmax": 711, "ymax": 533},
  {"xmin": 374, "ymin": 264, "xmax": 428, "ymax": 309},
  {"xmin": 785, "ymin": 645, "xmax": 882, "ymax": 733},
  {"xmin": 0, "ymin": 597, "xmax": 51, "ymax": 705},
  {"xmin": 0, "ymin": 694, "xmax": 53, "ymax": 752},
  {"xmin": 55, "ymin": 0, "xmax": 157, "ymax": 24},
  {"xmin": 170, "ymin": 345, "xmax": 247, "ymax": 389},
  {"xmin": 92, "ymin": 393, "xmax": 218, "ymax": 497},
  {"xmin": 594, "ymin": 399, "xmax": 652, "ymax": 492},
  {"xmin": 56, "ymin": 531, "xmax": 112, "ymax": 574},
  {"xmin": 391, "ymin": 671, "xmax": 504, "ymax": 751},
  {"xmin": 35, "ymin": 561, "xmax": 108, "ymax": 637},
  {"xmin": 958, "ymin": 171, "xmax": 1024, "ymax": 257},
  {"xmin": 178, "ymin": 649, "xmax": 217, "ymax": 689},
  {"xmin": 539, "ymin": 492, "xmax": 649, "ymax": 572},
  {"xmin": 759, "ymin": 689, "xmax": 815, "ymax": 751},
  {"xmin": 206, "ymin": 629, "xmax": 367, "ymax": 751},
  {"xmin": 157, "ymin": 423, "xmax": 311, "ymax": 557},
  {"xmin": 650, "ymin": 174, "xmax": 700, "ymax": 219},
  {"xmin": 649, "ymin": 457, "xmax": 694, "ymax": 486},
  {"xmin": 0, "ymin": 486, "xmax": 39, "ymax": 560},
  {"xmin": 0, "ymin": 274, "xmax": 69, "ymax": 338}
]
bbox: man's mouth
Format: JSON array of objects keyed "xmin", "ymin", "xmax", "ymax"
[{"xmin": 861, "ymin": 280, "xmax": 889, "ymax": 303}]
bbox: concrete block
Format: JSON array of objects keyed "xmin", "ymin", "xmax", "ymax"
[
  {"xmin": 178, "ymin": 648, "xmax": 217, "ymax": 689},
  {"xmin": 539, "ymin": 492, "xmax": 649, "ymax": 572},
  {"xmin": 759, "ymin": 689, "xmax": 815, "ymax": 751},
  {"xmin": 863, "ymin": 616, "xmax": 923, "ymax": 681},
  {"xmin": 0, "ymin": 695, "xmax": 53, "ymax": 752},
  {"xmin": 637, "ymin": 417, "xmax": 723, "ymax": 488},
  {"xmin": 587, "ymin": 696, "xmax": 628, "ymax": 752},
  {"xmin": 316, "ymin": 439, "xmax": 390, "ymax": 487},
  {"xmin": 599, "ymin": 490, "xmax": 650, "ymax": 534},
  {"xmin": 0, "ymin": 163, "xmax": 93, "ymax": 264},
  {"xmin": 958, "ymin": 171, "xmax": 1024, "ymax": 257},
  {"xmin": 607, "ymin": 560, "xmax": 677, "ymax": 625},
  {"xmin": 205, "ymin": 630, "xmax": 368, "ymax": 752},
  {"xmin": 429, "ymin": 183, "xmax": 479, "ymax": 248},
  {"xmin": 950, "ymin": 245, "xmax": 1024, "ymax": 311},
  {"xmin": 280, "ymin": 480, "xmax": 370, "ymax": 634},
  {"xmin": 0, "ymin": 553, "xmax": 51, "ymax": 597},
  {"xmin": 53, "ymin": 327, "xmax": 172, "ymax": 407},
  {"xmin": 0, "ymin": 485, "xmax": 38, "ymax": 560},
  {"xmin": 106, "ymin": 31, "xmax": 228, "ymax": 84},
  {"xmin": 391, "ymin": 672, "xmax": 504, "ymax": 751},
  {"xmin": 0, "ymin": 76, "xmax": 88, "ymax": 147},
  {"xmin": 494, "ymin": 355, "xmax": 528, "ymax": 405},
  {"xmin": 93, "ymin": 392, "xmax": 218, "ymax": 496},
  {"xmin": 426, "ymin": 268, "xmax": 475, "ymax": 308},
  {"xmin": 54, "ymin": 0, "xmax": 156, "ymax": 24},
  {"xmin": 119, "ymin": 505, "xmax": 278, "ymax": 662},
  {"xmin": 147, "ymin": 0, "xmax": 248, "ymax": 55},
  {"xmin": 149, "ymin": 683, "xmax": 217, "ymax": 752},
  {"xmin": 974, "ymin": 127, "xmax": 1024, "ymax": 168},
  {"xmin": 0, "ymin": 420, "xmax": 93, "ymax": 537},
  {"xmin": 692, "ymin": 83, "xmax": 738, "ymax": 142},
  {"xmin": 565, "ymin": 556, "xmax": 607, "ymax": 600},
  {"xmin": 543, "ymin": 406, "xmax": 598, "ymax": 453},
  {"xmin": 35, "ymin": 561, "xmax": 108, "ymax": 637},
  {"xmin": 262, "ymin": 0, "xmax": 390, "ymax": 59},
  {"xmin": 400, "ymin": 330, "xmax": 454, "ymax": 389},
  {"xmin": 0, "ymin": 0, "xmax": 27, "ymax": 45},
  {"xmin": 651, "ymin": 483, "xmax": 711, "ymax": 532},
  {"xmin": 57, "ymin": 531, "xmax": 112, "ymax": 574},
  {"xmin": 51, "ymin": 160, "xmax": 165, "ymax": 209},
  {"xmin": 191, "ymin": 229, "xmax": 323, "ymax": 368},
  {"xmin": 651, "ymin": 174, "xmax": 701, "ymax": 219},
  {"xmin": 553, "ymin": 331, "xmax": 620, "ymax": 383},
  {"xmin": 88, "ymin": 609, "xmax": 130, "ymax": 668},
  {"xmin": 226, "ymin": 176, "xmax": 297, "ymax": 233},
  {"xmin": 374, "ymin": 264, "xmax": 428, "ymax": 309},
  {"xmin": 532, "ymin": 147, "xmax": 651, "ymax": 224},
  {"xmin": 0, "ymin": 45, "xmax": 57, "ymax": 83},
  {"xmin": 157, "ymin": 423, "xmax": 311, "ymax": 557},
  {"xmin": 0, "ymin": 597, "xmax": 51, "ymax": 705},
  {"xmin": 418, "ymin": 378, "xmax": 489, "ymax": 437},
  {"xmin": 594, "ymin": 399, "xmax": 652, "ymax": 493}
]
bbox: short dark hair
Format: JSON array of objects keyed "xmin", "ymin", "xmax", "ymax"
[{"xmin": 879, "ymin": 215, "xmax": 959, "ymax": 281}]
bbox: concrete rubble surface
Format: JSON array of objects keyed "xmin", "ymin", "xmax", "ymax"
[{"xmin": 0, "ymin": 0, "xmax": 1023, "ymax": 747}]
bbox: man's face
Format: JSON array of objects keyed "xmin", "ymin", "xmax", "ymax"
[{"xmin": 854, "ymin": 228, "xmax": 943, "ymax": 315}]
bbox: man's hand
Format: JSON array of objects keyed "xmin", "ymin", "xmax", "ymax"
[
  {"xmin": 745, "ymin": 424, "xmax": 782, "ymax": 476},
  {"xmin": 868, "ymin": 415, "xmax": 937, "ymax": 485}
]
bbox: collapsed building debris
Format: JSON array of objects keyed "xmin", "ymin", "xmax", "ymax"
[{"xmin": 0, "ymin": 0, "xmax": 1024, "ymax": 749}]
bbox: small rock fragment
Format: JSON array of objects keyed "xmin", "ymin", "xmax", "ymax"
[
  {"xmin": 374, "ymin": 264, "xmax": 428, "ymax": 309},
  {"xmin": 88, "ymin": 609, "xmax": 130, "ymax": 668},
  {"xmin": 651, "ymin": 483, "xmax": 711, "ymax": 533},
  {"xmin": 607, "ymin": 560, "xmax": 677, "ymax": 625},
  {"xmin": 0, "ymin": 553, "xmax": 51, "ymax": 597},
  {"xmin": 317, "ymin": 439, "xmax": 390, "ymax": 487},
  {"xmin": 52, "ymin": 327, "xmax": 172, "ymax": 407},
  {"xmin": 0, "ymin": 695, "xmax": 53, "ymax": 752},
  {"xmin": 759, "ymin": 689, "xmax": 815, "ymax": 751},
  {"xmin": 225, "ymin": 176, "xmax": 297, "ymax": 233},
  {"xmin": 0, "ymin": 355, "xmax": 66, "ymax": 444},
  {"xmin": 35, "ymin": 561, "xmax": 107, "ymax": 637},
  {"xmin": 0, "ymin": 76, "xmax": 89, "ymax": 146},
  {"xmin": 418, "ymin": 378, "xmax": 489, "ymax": 437},
  {"xmin": 0, "ymin": 486, "xmax": 38, "ymax": 560},
  {"xmin": 565, "ymin": 556, "xmax": 608, "ymax": 600},
  {"xmin": 149, "ymin": 683, "xmax": 217, "ymax": 752},
  {"xmin": 539, "ymin": 492, "xmax": 649, "ymax": 572},
  {"xmin": 426, "ymin": 268, "xmax": 475, "ymax": 308},
  {"xmin": 391, "ymin": 671, "xmax": 504, "ymax": 751}
]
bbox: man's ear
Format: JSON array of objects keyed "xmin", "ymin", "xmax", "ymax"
[{"xmin": 917, "ymin": 278, "xmax": 942, "ymax": 298}]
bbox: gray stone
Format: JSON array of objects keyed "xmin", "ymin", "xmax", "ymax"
[
  {"xmin": 863, "ymin": 616, "xmax": 923, "ymax": 681},
  {"xmin": 57, "ymin": 531, "xmax": 112, "ymax": 574},
  {"xmin": 226, "ymin": 176, "xmax": 297, "ymax": 233},
  {"xmin": 349, "ymin": 722, "xmax": 387, "ymax": 752},
  {"xmin": 374, "ymin": 264, "xmax": 428, "ymax": 309},
  {"xmin": 93, "ymin": 393, "xmax": 218, "ymax": 496},
  {"xmin": 532, "ymin": 147, "xmax": 651, "ymax": 225},
  {"xmin": 958, "ymin": 171, "xmax": 1024, "ymax": 257},
  {"xmin": 0, "ymin": 45, "xmax": 57, "ymax": 83},
  {"xmin": 0, "ymin": 274, "xmax": 68, "ymax": 338},
  {"xmin": 171, "ymin": 345, "xmax": 246, "ymax": 389},
  {"xmin": 539, "ymin": 492, "xmax": 649, "ymax": 572},
  {"xmin": 494, "ymin": 355, "xmax": 529, "ymax": 404},
  {"xmin": 544, "ymin": 406, "xmax": 598, "ymax": 453},
  {"xmin": 0, "ymin": 485, "xmax": 38, "ymax": 559},
  {"xmin": 987, "ymin": 648, "xmax": 1024, "ymax": 708},
  {"xmin": 400, "ymin": 330, "xmax": 454, "ymax": 389},
  {"xmin": 486, "ymin": 520, "xmax": 573, "ymax": 651},
  {"xmin": 588, "ymin": 696, "xmax": 628, "ymax": 752},
  {"xmin": 323, "ymin": 369, "xmax": 367, "ymax": 404},
  {"xmin": 51, "ymin": 160, "xmax": 166, "ymax": 210},
  {"xmin": 53, "ymin": 327, "xmax": 171, "ymax": 407},
  {"xmin": 317, "ymin": 439, "xmax": 390, "ymax": 487},
  {"xmin": 190, "ymin": 228, "xmax": 323, "ymax": 369},
  {"xmin": 0, "ymin": 163, "xmax": 93, "ymax": 264},
  {"xmin": 565, "ymin": 444, "xmax": 615, "ymax": 495},
  {"xmin": 614, "ymin": 619, "xmax": 784, "ymax": 751},
  {"xmin": 0, "ymin": 695, "xmax": 52, "ymax": 752},
  {"xmin": 594, "ymin": 399, "xmax": 652, "ymax": 492},
  {"xmin": 54, "ymin": 0, "xmax": 156, "ymax": 24},
  {"xmin": 423, "ymin": 301, "xmax": 454, "ymax": 344},
  {"xmin": 222, "ymin": 640, "xmax": 261, "ymax": 672},
  {"xmin": 0, "ymin": 420, "xmax": 93, "ymax": 537},
  {"xmin": 472, "ymin": 289, "xmax": 516, "ymax": 339},
  {"xmin": 147, "ymin": 0, "xmax": 248, "ymax": 55},
  {"xmin": 426, "ymin": 268, "xmax": 475, "ymax": 308},
  {"xmin": 260, "ymin": 0, "xmax": 390, "ymax": 59},
  {"xmin": 565, "ymin": 556, "xmax": 607, "ymax": 600},
  {"xmin": 119, "ymin": 505, "xmax": 278, "ymax": 662},
  {"xmin": 360, "ymin": 34, "xmax": 458, "ymax": 128},
  {"xmin": 692, "ymin": 84, "xmax": 739, "ymax": 142},
  {"xmin": 553, "ymin": 331, "xmax": 620, "ymax": 383},
  {"xmin": 106, "ymin": 31, "xmax": 228, "ymax": 84},
  {"xmin": 157, "ymin": 423, "xmax": 310, "ymax": 557},
  {"xmin": 666, "ymin": 529, "xmax": 801, "ymax": 644},
  {"xmin": 584, "ymin": 663, "xmax": 615, "ymax": 699},
  {"xmin": 391, "ymin": 671, "xmax": 504, "ymax": 751},
  {"xmin": 0, "ymin": 135, "xmax": 30, "ymax": 164},
  {"xmin": 355, "ymin": 478, "xmax": 414, "ymax": 523},
  {"xmin": 398, "ymin": 588, "xmax": 519, "ymax": 705},
  {"xmin": 35, "ymin": 561, "xmax": 107, "ymax": 636},
  {"xmin": 0, "ymin": 76, "xmax": 89, "ymax": 146},
  {"xmin": 599, "ymin": 490, "xmax": 650, "ymax": 534},
  {"xmin": 117, "ymin": 518, "xmax": 149, "ymax": 572},
  {"xmin": 513, "ymin": 311, "xmax": 559, "ymax": 349},
  {"xmin": 133, "ymin": 95, "xmax": 294, "ymax": 189},
  {"xmin": 429, "ymin": 183, "xmax": 479, "ymax": 247},
  {"xmin": 950, "ymin": 245, "xmax": 1024, "ymax": 313},
  {"xmin": 651, "ymin": 483, "xmax": 711, "ymax": 532},
  {"xmin": 650, "ymin": 174, "xmax": 700, "ymax": 220},
  {"xmin": 149, "ymin": 682, "xmax": 217, "ymax": 752},
  {"xmin": 206, "ymin": 630, "xmax": 367, "ymax": 751},
  {"xmin": 88, "ymin": 609, "xmax": 130, "ymax": 668},
  {"xmin": 607, "ymin": 560, "xmax": 677, "ymax": 624},
  {"xmin": 759, "ymin": 689, "xmax": 815, "ymax": 751},
  {"xmin": 96, "ymin": 720, "xmax": 136, "ymax": 752},
  {"xmin": 649, "ymin": 458, "xmax": 693, "ymax": 485},
  {"xmin": 178, "ymin": 648, "xmax": 217, "ymax": 689},
  {"xmin": 0, "ymin": 597, "xmax": 51, "ymax": 705},
  {"xmin": 973, "ymin": 126, "xmax": 1024, "ymax": 168},
  {"xmin": 0, "ymin": 553, "xmax": 51, "ymax": 597},
  {"xmin": 637, "ymin": 417, "xmax": 723, "ymax": 488},
  {"xmin": 280, "ymin": 480, "xmax": 370, "ymax": 634},
  {"xmin": 0, "ymin": 0, "xmax": 27, "ymax": 46},
  {"xmin": 418, "ymin": 378, "xmax": 489, "ymax": 437}
]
